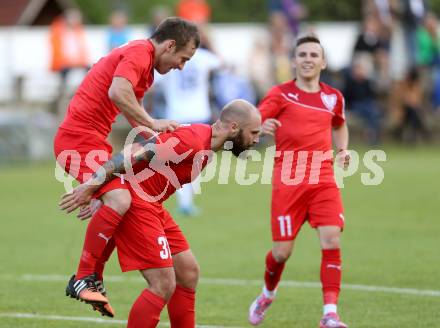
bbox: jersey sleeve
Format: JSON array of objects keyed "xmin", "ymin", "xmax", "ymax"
[
  {"xmin": 258, "ymin": 86, "xmax": 283, "ymax": 121},
  {"xmin": 332, "ymin": 90, "xmax": 346, "ymax": 127},
  {"xmin": 114, "ymin": 45, "xmax": 150, "ymax": 87}
]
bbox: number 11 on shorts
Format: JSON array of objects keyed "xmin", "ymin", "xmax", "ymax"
[
  {"xmin": 277, "ymin": 215, "xmax": 292, "ymax": 237},
  {"xmin": 158, "ymin": 236, "xmax": 171, "ymax": 259}
]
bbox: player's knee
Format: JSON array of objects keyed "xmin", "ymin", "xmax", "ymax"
[
  {"xmin": 148, "ymin": 270, "xmax": 176, "ymax": 301},
  {"xmin": 176, "ymin": 260, "xmax": 200, "ymax": 289},
  {"xmin": 272, "ymin": 247, "xmax": 292, "ymax": 263},
  {"xmin": 102, "ymin": 189, "xmax": 132, "ymax": 216},
  {"xmin": 320, "ymin": 235, "xmax": 341, "ymax": 249}
]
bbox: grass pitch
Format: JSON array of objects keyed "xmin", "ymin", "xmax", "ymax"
[{"xmin": 0, "ymin": 145, "xmax": 439, "ymax": 327}]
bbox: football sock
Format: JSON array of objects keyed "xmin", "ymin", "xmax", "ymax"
[
  {"xmin": 323, "ymin": 304, "xmax": 337, "ymax": 315},
  {"xmin": 264, "ymin": 250, "xmax": 286, "ymax": 292},
  {"xmin": 76, "ymin": 205, "xmax": 122, "ymax": 280},
  {"xmin": 94, "ymin": 237, "xmax": 116, "ymax": 281},
  {"xmin": 262, "ymin": 285, "xmax": 276, "ymax": 298},
  {"xmin": 321, "ymin": 248, "xmax": 342, "ymax": 308},
  {"xmin": 167, "ymin": 284, "xmax": 196, "ymax": 328},
  {"xmin": 127, "ymin": 289, "xmax": 166, "ymax": 328}
]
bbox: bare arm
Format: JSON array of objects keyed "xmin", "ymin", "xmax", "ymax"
[
  {"xmin": 333, "ymin": 122, "xmax": 350, "ymax": 169},
  {"xmin": 109, "ymin": 77, "xmax": 179, "ymax": 132},
  {"xmin": 109, "ymin": 76, "xmax": 154, "ymax": 127},
  {"xmin": 332, "ymin": 122, "xmax": 349, "ymax": 151},
  {"xmin": 59, "ymin": 137, "xmax": 156, "ymax": 213}
]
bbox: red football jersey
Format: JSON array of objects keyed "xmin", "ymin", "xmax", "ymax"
[
  {"xmin": 60, "ymin": 40, "xmax": 155, "ymax": 138},
  {"xmin": 128, "ymin": 124, "xmax": 213, "ymax": 203},
  {"xmin": 259, "ymin": 80, "xmax": 345, "ymax": 186}
]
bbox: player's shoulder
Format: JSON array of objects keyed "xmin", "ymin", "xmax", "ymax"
[
  {"xmin": 120, "ymin": 39, "xmax": 153, "ymax": 54},
  {"xmin": 173, "ymin": 124, "xmax": 212, "ymax": 150},
  {"xmin": 320, "ymin": 82, "xmax": 344, "ymax": 100}
]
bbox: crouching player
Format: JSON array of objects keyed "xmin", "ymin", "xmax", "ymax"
[{"xmin": 60, "ymin": 99, "xmax": 261, "ymax": 327}]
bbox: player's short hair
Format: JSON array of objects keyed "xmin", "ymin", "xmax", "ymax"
[
  {"xmin": 293, "ymin": 35, "xmax": 325, "ymax": 58},
  {"xmin": 151, "ymin": 17, "xmax": 200, "ymax": 51}
]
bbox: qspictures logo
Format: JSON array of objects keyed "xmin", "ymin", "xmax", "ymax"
[{"xmin": 55, "ymin": 127, "xmax": 387, "ymax": 203}]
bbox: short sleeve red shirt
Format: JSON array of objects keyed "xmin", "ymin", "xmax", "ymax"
[
  {"xmin": 60, "ymin": 40, "xmax": 155, "ymax": 138},
  {"xmin": 259, "ymin": 80, "xmax": 345, "ymax": 186},
  {"xmin": 128, "ymin": 124, "xmax": 213, "ymax": 204}
]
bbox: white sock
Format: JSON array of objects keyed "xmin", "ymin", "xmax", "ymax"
[
  {"xmin": 323, "ymin": 304, "xmax": 337, "ymax": 315},
  {"xmin": 262, "ymin": 286, "xmax": 276, "ymax": 298},
  {"xmin": 176, "ymin": 183, "xmax": 194, "ymax": 209}
]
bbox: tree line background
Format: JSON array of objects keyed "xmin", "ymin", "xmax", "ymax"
[{"xmin": 75, "ymin": 0, "xmax": 439, "ymax": 25}]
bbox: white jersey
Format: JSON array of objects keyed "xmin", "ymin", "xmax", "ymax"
[{"xmin": 155, "ymin": 48, "xmax": 221, "ymax": 123}]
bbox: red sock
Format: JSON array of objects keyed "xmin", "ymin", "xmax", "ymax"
[
  {"xmin": 167, "ymin": 285, "xmax": 196, "ymax": 328},
  {"xmin": 321, "ymin": 249, "xmax": 342, "ymax": 305},
  {"xmin": 94, "ymin": 237, "xmax": 116, "ymax": 281},
  {"xmin": 128, "ymin": 289, "xmax": 166, "ymax": 328},
  {"xmin": 264, "ymin": 251, "xmax": 286, "ymax": 292},
  {"xmin": 76, "ymin": 205, "xmax": 122, "ymax": 280}
]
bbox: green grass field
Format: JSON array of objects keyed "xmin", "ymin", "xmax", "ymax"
[{"xmin": 0, "ymin": 145, "xmax": 439, "ymax": 327}]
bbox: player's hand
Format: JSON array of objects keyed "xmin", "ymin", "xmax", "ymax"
[
  {"xmin": 59, "ymin": 183, "xmax": 96, "ymax": 214},
  {"xmin": 261, "ymin": 119, "xmax": 282, "ymax": 136},
  {"xmin": 151, "ymin": 119, "xmax": 180, "ymax": 132},
  {"xmin": 336, "ymin": 149, "xmax": 350, "ymax": 169},
  {"xmin": 77, "ymin": 199, "xmax": 102, "ymax": 221}
]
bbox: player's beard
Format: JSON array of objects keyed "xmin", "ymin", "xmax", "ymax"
[{"xmin": 228, "ymin": 129, "xmax": 249, "ymax": 158}]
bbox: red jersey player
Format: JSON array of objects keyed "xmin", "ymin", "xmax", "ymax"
[
  {"xmin": 54, "ymin": 17, "xmax": 200, "ymax": 316},
  {"xmin": 61, "ymin": 100, "xmax": 262, "ymax": 327},
  {"xmin": 248, "ymin": 36, "xmax": 350, "ymax": 328}
]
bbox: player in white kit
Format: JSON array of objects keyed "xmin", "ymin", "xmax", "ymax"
[{"xmin": 155, "ymin": 47, "xmax": 221, "ymax": 215}]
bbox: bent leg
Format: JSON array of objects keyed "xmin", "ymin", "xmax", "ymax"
[
  {"xmin": 264, "ymin": 240, "xmax": 294, "ymax": 292},
  {"xmin": 77, "ymin": 188, "xmax": 131, "ymax": 279},
  {"xmin": 128, "ymin": 267, "xmax": 175, "ymax": 328}
]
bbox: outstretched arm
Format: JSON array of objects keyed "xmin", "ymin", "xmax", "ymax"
[{"xmin": 59, "ymin": 136, "xmax": 157, "ymax": 214}]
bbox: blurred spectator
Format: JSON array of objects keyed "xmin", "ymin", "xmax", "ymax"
[
  {"xmin": 364, "ymin": 0, "xmax": 394, "ymax": 26},
  {"xmin": 433, "ymin": 72, "xmax": 440, "ymax": 112},
  {"xmin": 394, "ymin": 67, "xmax": 431, "ymax": 142},
  {"xmin": 268, "ymin": 0, "xmax": 307, "ymax": 38},
  {"xmin": 363, "ymin": 0, "xmax": 398, "ymax": 40},
  {"xmin": 248, "ymin": 39, "xmax": 274, "ymax": 102},
  {"xmin": 353, "ymin": 14, "xmax": 391, "ymax": 90},
  {"xmin": 416, "ymin": 12, "xmax": 440, "ymax": 67},
  {"xmin": 49, "ymin": 8, "xmax": 89, "ymax": 115},
  {"xmin": 344, "ymin": 55, "xmax": 382, "ymax": 145},
  {"xmin": 267, "ymin": 1, "xmax": 307, "ymax": 84},
  {"xmin": 107, "ymin": 10, "xmax": 131, "ymax": 51},
  {"xmin": 415, "ymin": 12, "xmax": 440, "ymax": 111},
  {"xmin": 177, "ymin": 0, "xmax": 211, "ymax": 24},
  {"xmin": 400, "ymin": 0, "xmax": 428, "ymax": 67},
  {"xmin": 269, "ymin": 12, "xmax": 293, "ymax": 83}
]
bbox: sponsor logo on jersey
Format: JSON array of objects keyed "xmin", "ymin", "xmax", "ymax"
[
  {"xmin": 287, "ymin": 92, "xmax": 299, "ymax": 101},
  {"xmin": 321, "ymin": 92, "xmax": 337, "ymax": 112}
]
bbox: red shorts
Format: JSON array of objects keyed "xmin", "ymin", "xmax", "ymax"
[
  {"xmin": 271, "ymin": 183, "xmax": 345, "ymax": 241},
  {"xmin": 53, "ymin": 127, "xmax": 127, "ymax": 197},
  {"xmin": 114, "ymin": 192, "xmax": 189, "ymax": 272}
]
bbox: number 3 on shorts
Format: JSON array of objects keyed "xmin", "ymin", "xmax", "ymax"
[
  {"xmin": 158, "ymin": 236, "xmax": 171, "ymax": 259},
  {"xmin": 277, "ymin": 215, "xmax": 292, "ymax": 237}
]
